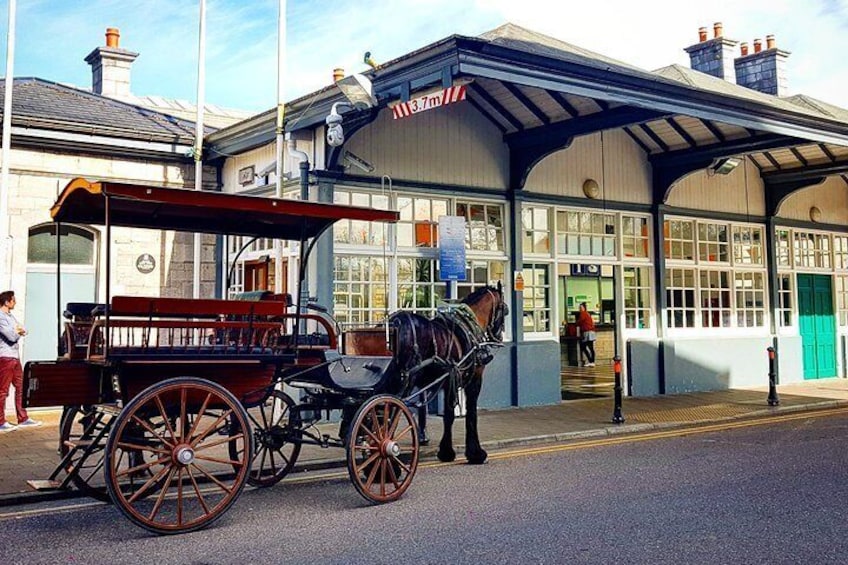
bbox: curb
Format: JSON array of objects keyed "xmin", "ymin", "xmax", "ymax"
[{"xmin": 1, "ymin": 399, "xmax": 845, "ymax": 508}]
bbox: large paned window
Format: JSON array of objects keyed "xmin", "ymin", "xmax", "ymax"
[
  {"xmin": 623, "ymin": 266, "xmax": 652, "ymax": 329},
  {"xmin": 777, "ymin": 274, "xmax": 793, "ymax": 328},
  {"xmin": 622, "ymin": 216, "xmax": 650, "ymax": 259},
  {"xmin": 333, "ymin": 256, "xmax": 389, "ymax": 325},
  {"xmin": 664, "ymin": 218, "xmax": 767, "ymax": 330},
  {"xmin": 397, "ymin": 257, "xmax": 443, "ymax": 315},
  {"xmin": 837, "ymin": 275, "xmax": 848, "ymax": 328},
  {"xmin": 27, "ymin": 224, "xmax": 96, "ymax": 265},
  {"xmin": 793, "ymin": 231, "xmax": 831, "ymax": 269},
  {"xmin": 396, "ymin": 195, "xmax": 447, "ymax": 248},
  {"xmin": 457, "ymin": 260, "xmax": 506, "ymax": 300},
  {"xmin": 456, "ymin": 201, "xmax": 504, "ymax": 252},
  {"xmin": 834, "ymin": 235, "xmax": 848, "ymax": 271},
  {"xmin": 555, "ymin": 210, "xmax": 615, "ymax": 257},
  {"xmin": 522, "ymin": 207, "xmax": 551, "ymax": 255},
  {"xmin": 522, "ymin": 263, "xmax": 550, "ymax": 333}
]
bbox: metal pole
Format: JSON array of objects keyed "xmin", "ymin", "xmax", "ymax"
[
  {"xmin": 0, "ymin": 0, "xmax": 17, "ymax": 289},
  {"xmin": 274, "ymin": 0, "xmax": 287, "ymax": 295},
  {"xmin": 192, "ymin": 0, "xmax": 207, "ymax": 299},
  {"xmin": 612, "ymin": 355, "xmax": 625, "ymax": 424},
  {"xmin": 767, "ymin": 346, "xmax": 780, "ymax": 406}
]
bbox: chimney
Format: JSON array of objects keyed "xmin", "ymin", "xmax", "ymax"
[
  {"xmin": 684, "ymin": 22, "xmax": 739, "ymax": 82},
  {"xmin": 84, "ymin": 27, "xmax": 139, "ymax": 97},
  {"xmin": 333, "ymin": 68, "xmax": 345, "ymax": 82},
  {"xmin": 734, "ymin": 34, "xmax": 790, "ymax": 96}
]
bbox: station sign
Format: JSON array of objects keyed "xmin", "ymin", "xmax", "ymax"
[
  {"xmin": 438, "ymin": 215, "xmax": 467, "ymax": 281},
  {"xmin": 570, "ymin": 264, "xmax": 601, "ymax": 277},
  {"xmin": 391, "ymin": 85, "xmax": 467, "ymax": 120}
]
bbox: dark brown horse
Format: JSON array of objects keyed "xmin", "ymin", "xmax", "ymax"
[{"xmin": 388, "ymin": 283, "xmax": 508, "ymax": 465}]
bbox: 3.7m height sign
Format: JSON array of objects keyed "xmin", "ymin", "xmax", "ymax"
[{"xmin": 391, "ymin": 85, "xmax": 467, "ymax": 120}]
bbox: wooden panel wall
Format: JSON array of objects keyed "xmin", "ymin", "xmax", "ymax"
[
  {"xmin": 667, "ymin": 158, "xmax": 765, "ymax": 216},
  {"xmin": 778, "ymin": 176, "xmax": 848, "ymax": 224},
  {"xmin": 345, "ymin": 103, "xmax": 509, "ymax": 189},
  {"xmin": 523, "ymin": 130, "xmax": 652, "ymax": 204}
]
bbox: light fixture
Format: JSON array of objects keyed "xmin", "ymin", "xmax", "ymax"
[
  {"xmin": 709, "ymin": 157, "xmax": 741, "ymax": 176},
  {"xmin": 344, "ymin": 150, "xmax": 375, "ymax": 173},
  {"xmin": 582, "ymin": 178, "xmax": 600, "ymax": 199},
  {"xmin": 809, "ymin": 206, "xmax": 822, "ymax": 223},
  {"xmin": 326, "ymin": 73, "xmax": 378, "ymax": 148}
]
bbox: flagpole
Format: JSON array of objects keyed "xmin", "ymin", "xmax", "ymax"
[
  {"xmin": 0, "ymin": 0, "xmax": 17, "ymax": 290},
  {"xmin": 275, "ymin": 0, "xmax": 286, "ymax": 294},
  {"xmin": 193, "ymin": 0, "xmax": 207, "ymax": 299}
]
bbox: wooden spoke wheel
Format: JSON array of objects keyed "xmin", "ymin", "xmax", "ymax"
[
  {"xmin": 104, "ymin": 377, "xmax": 252, "ymax": 535},
  {"xmin": 346, "ymin": 395, "xmax": 419, "ymax": 503},
  {"xmin": 235, "ymin": 389, "xmax": 301, "ymax": 487}
]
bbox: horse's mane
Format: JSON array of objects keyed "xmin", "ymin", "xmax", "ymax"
[{"xmin": 462, "ymin": 285, "xmax": 499, "ymax": 305}]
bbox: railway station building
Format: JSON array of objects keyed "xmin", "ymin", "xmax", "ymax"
[{"xmin": 207, "ymin": 23, "xmax": 848, "ymax": 407}]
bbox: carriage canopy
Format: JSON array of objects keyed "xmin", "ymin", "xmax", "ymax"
[{"xmin": 51, "ymin": 178, "xmax": 399, "ymax": 239}]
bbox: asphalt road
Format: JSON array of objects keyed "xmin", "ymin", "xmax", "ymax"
[{"xmin": 2, "ymin": 410, "xmax": 847, "ymax": 564}]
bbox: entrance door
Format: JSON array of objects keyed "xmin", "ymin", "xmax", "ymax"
[
  {"xmin": 797, "ymin": 274, "xmax": 836, "ymax": 379},
  {"xmin": 22, "ymin": 224, "xmax": 97, "ymax": 364}
]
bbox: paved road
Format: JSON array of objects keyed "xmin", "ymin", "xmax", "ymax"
[{"xmin": 2, "ymin": 409, "xmax": 847, "ymax": 564}]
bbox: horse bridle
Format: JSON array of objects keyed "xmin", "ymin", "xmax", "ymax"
[{"xmin": 483, "ymin": 288, "xmax": 508, "ymax": 342}]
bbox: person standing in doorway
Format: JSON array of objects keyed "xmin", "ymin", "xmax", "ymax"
[
  {"xmin": 0, "ymin": 290, "xmax": 41, "ymax": 432},
  {"xmin": 576, "ymin": 302, "xmax": 597, "ymax": 368}
]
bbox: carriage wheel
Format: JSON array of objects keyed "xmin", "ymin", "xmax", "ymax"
[
  {"xmin": 104, "ymin": 377, "xmax": 252, "ymax": 535},
  {"xmin": 61, "ymin": 406, "xmax": 166, "ymax": 503},
  {"xmin": 346, "ymin": 395, "xmax": 419, "ymax": 503},
  {"xmin": 234, "ymin": 389, "xmax": 302, "ymax": 487}
]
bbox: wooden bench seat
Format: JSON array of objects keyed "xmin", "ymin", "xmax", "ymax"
[{"xmin": 108, "ymin": 295, "xmax": 288, "ymax": 319}]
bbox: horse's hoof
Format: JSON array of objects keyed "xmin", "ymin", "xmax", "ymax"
[
  {"xmin": 466, "ymin": 450, "xmax": 488, "ymax": 465},
  {"xmin": 437, "ymin": 449, "xmax": 456, "ymax": 463}
]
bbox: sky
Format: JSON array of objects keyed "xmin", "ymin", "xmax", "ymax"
[{"xmin": 1, "ymin": 0, "xmax": 847, "ymax": 114}]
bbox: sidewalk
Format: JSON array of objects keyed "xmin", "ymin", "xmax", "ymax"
[{"xmin": 2, "ymin": 378, "xmax": 847, "ymax": 506}]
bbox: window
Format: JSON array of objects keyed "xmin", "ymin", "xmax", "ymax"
[
  {"xmin": 397, "ymin": 258, "xmax": 444, "ymax": 316},
  {"xmin": 522, "ymin": 263, "xmax": 550, "ymax": 333},
  {"xmin": 333, "ymin": 256, "xmax": 390, "ymax": 326},
  {"xmin": 555, "ymin": 210, "xmax": 616, "ymax": 257},
  {"xmin": 775, "ymin": 229, "xmax": 791, "ymax": 268},
  {"xmin": 457, "ymin": 260, "xmax": 506, "ymax": 300},
  {"xmin": 665, "ymin": 268, "xmax": 696, "ymax": 328},
  {"xmin": 622, "ymin": 215, "xmax": 650, "ymax": 259},
  {"xmin": 777, "ymin": 274, "xmax": 793, "ymax": 328},
  {"xmin": 793, "ymin": 231, "xmax": 831, "ymax": 269},
  {"xmin": 623, "ymin": 266, "xmax": 652, "ymax": 329},
  {"xmin": 335, "ymin": 190, "xmax": 392, "ymax": 246},
  {"xmin": 699, "ymin": 270, "xmax": 731, "ymax": 328},
  {"xmin": 836, "ymin": 275, "xmax": 848, "ymax": 328},
  {"xmin": 522, "ymin": 207, "xmax": 550, "ymax": 255},
  {"xmin": 664, "ymin": 219, "xmax": 695, "ymax": 261},
  {"xmin": 456, "ymin": 201, "xmax": 503, "ymax": 251},
  {"xmin": 734, "ymin": 271, "xmax": 766, "ymax": 328},
  {"xmin": 698, "ymin": 222, "xmax": 729, "ymax": 263},
  {"xmin": 27, "ymin": 224, "xmax": 95, "ymax": 265},
  {"xmin": 834, "ymin": 236, "xmax": 848, "ymax": 271},
  {"xmin": 732, "ymin": 226, "xmax": 764, "ymax": 265}
]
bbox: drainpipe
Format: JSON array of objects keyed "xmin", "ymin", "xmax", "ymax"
[{"xmin": 286, "ymin": 133, "xmax": 309, "ymax": 200}]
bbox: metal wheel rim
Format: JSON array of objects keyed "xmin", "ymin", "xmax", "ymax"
[
  {"xmin": 347, "ymin": 395, "xmax": 419, "ymax": 503},
  {"xmin": 104, "ymin": 377, "xmax": 252, "ymax": 535}
]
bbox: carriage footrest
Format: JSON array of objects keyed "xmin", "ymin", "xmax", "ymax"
[
  {"xmin": 27, "ymin": 479, "xmax": 64, "ymax": 491},
  {"xmin": 63, "ymin": 439, "xmax": 94, "ymax": 449}
]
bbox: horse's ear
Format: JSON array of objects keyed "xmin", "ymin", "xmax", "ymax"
[{"xmin": 497, "ymin": 280, "xmax": 503, "ymax": 293}]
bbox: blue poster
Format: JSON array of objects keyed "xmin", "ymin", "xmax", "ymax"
[{"xmin": 438, "ymin": 216, "xmax": 467, "ymax": 281}]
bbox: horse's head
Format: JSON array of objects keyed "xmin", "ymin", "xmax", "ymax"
[{"xmin": 463, "ymin": 281, "xmax": 509, "ymax": 342}]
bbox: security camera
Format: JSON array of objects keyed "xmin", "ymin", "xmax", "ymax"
[{"xmin": 326, "ymin": 110, "xmax": 344, "ymax": 147}]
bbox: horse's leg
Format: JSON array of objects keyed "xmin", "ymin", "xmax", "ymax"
[
  {"xmin": 464, "ymin": 371, "xmax": 487, "ymax": 464},
  {"xmin": 437, "ymin": 386, "xmax": 457, "ymax": 463}
]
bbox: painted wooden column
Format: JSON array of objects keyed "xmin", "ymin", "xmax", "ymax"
[
  {"xmin": 315, "ymin": 180, "xmax": 335, "ymax": 312},
  {"xmin": 651, "ymin": 204, "xmax": 667, "ymax": 394}
]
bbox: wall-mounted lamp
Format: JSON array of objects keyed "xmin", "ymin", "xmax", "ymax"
[
  {"xmin": 326, "ymin": 73, "xmax": 378, "ymax": 148},
  {"xmin": 582, "ymin": 178, "xmax": 601, "ymax": 199},
  {"xmin": 344, "ymin": 150, "xmax": 375, "ymax": 173},
  {"xmin": 709, "ymin": 157, "xmax": 741, "ymax": 176},
  {"xmin": 809, "ymin": 206, "xmax": 822, "ymax": 223}
]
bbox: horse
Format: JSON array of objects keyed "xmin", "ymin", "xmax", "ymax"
[{"xmin": 387, "ymin": 282, "xmax": 508, "ymax": 465}]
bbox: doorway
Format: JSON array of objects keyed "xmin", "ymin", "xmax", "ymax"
[
  {"xmin": 797, "ymin": 273, "xmax": 836, "ymax": 379},
  {"xmin": 558, "ymin": 264, "xmax": 617, "ymax": 399}
]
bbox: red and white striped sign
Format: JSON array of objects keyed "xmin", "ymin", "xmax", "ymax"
[{"xmin": 391, "ymin": 85, "xmax": 467, "ymax": 120}]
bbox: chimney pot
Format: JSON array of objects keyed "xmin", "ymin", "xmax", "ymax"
[
  {"xmin": 333, "ymin": 68, "xmax": 344, "ymax": 82},
  {"xmin": 766, "ymin": 34, "xmax": 775, "ymax": 49},
  {"xmin": 754, "ymin": 38, "xmax": 762, "ymax": 53},
  {"xmin": 698, "ymin": 27, "xmax": 708, "ymax": 42},
  {"xmin": 740, "ymin": 42, "xmax": 748, "ymax": 56},
  {"xmin": 105, "ymin": 27, "xmax": 120, "ymax": 48},
  {"xmin": 713, "ymin": 22, "xmax": 723, "ymax": 38}
]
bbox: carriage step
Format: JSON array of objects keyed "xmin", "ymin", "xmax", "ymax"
[
  {"xmin": 63, "ymin": 440, "xmax": 94, "ymax": 449},
  {"xmin": 27, "ymin": 479, "xmax": 64, "ymax": 491}
]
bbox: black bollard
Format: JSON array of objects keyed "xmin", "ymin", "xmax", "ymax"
[
  {"xmin": 767, "ymin": 346, "xmax": 780, "ymax": 406},
  {"xmin": 612, "ymin": 355, "xmax": 625, "ymax": 424}
]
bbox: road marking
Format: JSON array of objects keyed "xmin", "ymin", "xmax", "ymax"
[{"xmin": 2, "ymin": 407, "xmax": 844, "ymax": 521}]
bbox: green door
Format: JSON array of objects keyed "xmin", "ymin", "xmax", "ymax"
[{"xmin": 797, "ymin": 274, "xmax": 836, "ymax": 379}]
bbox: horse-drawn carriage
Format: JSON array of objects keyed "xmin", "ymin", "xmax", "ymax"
[{"xmin": 23, "ymin": 178, "xmax": 507, "ymax": 535}]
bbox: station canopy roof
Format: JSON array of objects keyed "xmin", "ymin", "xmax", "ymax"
[{"xmin": 51, "ymin": 178, "xmax": 398, "ymax": 240}]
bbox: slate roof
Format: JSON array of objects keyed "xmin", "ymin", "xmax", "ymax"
[{"xmin": 0, "ymin": 77, "xmax": 205, "ymax": 144}]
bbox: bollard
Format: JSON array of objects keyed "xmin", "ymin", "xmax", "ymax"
[
  {"xmin": 767, "ymin": 346, "xmax": 780, "ymax": 406},
  {"xmin": 612, "ymin": 355, "xmax": 625, "ymax": 424}
]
